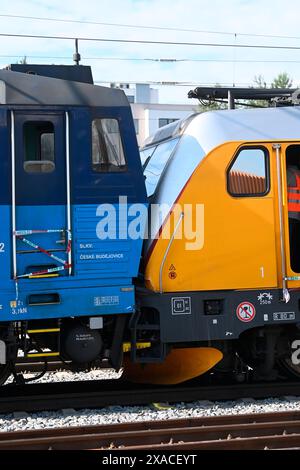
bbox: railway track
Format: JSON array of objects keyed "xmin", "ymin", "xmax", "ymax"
[
  {"xmin": 15, "ymin": 358, "xmax": 111, "ymax": 373},
  {"xmin": 0, "ymin": 377, "xmax": 300, "ymax": 413},
  {"xmin": 0, "ymin": 410, "xmax": 300, "ymax": 449},
  {"xmin": 15, "ymin": 361, "xmax": 67, "ymax": 373}
]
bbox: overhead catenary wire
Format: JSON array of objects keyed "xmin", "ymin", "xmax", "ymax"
[
  {"xmin": 0, "ymin": 13, "xmax": 299, "ymax": 92},
  {"xmin": 2, "ymin": 54, "xmax": 300, "ymax": 64},
  {"xmin": 1, "ymin": 13, "xmax": 300, "ymax": 42},
  {"xmin": 0, "ymin": 25, "xmax": 297, "ymax": 91},
  {"xmin": 2, "ymin": 32, "xmax": 300, "ymax": 51}
]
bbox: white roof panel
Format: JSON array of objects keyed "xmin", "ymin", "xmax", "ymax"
[{"xmin": 186, "ymin": 106, "xmax": 300, "ymax": 153}]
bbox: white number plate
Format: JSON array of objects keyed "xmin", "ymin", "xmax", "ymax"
[{"xmin": 273, "ymin": 312, "xmax": 295, "ymax": 321}]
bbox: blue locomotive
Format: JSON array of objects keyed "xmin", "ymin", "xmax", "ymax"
[{"xmin": 0, "ymin": 64, "xmax": 147, "ymax": 383}]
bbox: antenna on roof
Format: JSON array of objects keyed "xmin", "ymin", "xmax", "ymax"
[{"xmin": 73, "ymin": 39, "xmax": 81, "ymax": 66}]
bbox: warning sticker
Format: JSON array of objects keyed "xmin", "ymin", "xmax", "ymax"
[
  {"xmin": 236, "ymin": 302, "xmax": 256, "ymax": 322},
  {"xmin": 169, "ymin": 271, "xmax": 177, "ymax": 279}
]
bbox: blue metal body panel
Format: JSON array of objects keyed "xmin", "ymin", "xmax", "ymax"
[
  {"xmin": 0, "ymin": 201, "xmax": 146, "ymax": 321},
  {"xmin": 0, "ymin": 285, "xmax": 136, "ymax": 321},
  {"xmin": 0, "ymin": 98, "xmax": 148, "ymax": 323}
]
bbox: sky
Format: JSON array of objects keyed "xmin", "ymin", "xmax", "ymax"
[{"xmin": 1, "ymin": 0, "xmax": 300, "ymax": 103}]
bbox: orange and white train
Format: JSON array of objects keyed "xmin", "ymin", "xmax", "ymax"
[{"xmin": 126, "ymin": 106, "xmax": 300, "ymax": 384}]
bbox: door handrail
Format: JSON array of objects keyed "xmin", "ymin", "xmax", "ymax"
[
  {"xmin": 11, "ymin": 110, "xmax": 17, "ymax": 280},
  {"xmin": 65, "ymin": 111, "xmax": 72, "ymax": 275},
  {"xmin": 159, "ymin": 212, "xmax": 184, "ymax": 294}
]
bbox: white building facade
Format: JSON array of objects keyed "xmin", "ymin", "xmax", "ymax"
[{"xmin": 111, "ymin": 83, "xmax": 198, "ymax": 146}]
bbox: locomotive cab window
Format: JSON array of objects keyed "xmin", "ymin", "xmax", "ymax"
[
  {"xmin": 143, "ymin": 138, "xmax": 179, "ymax": 197},
  {"xmin": 23, "ymin": 121, "xmax": 55, "ymax": 173},
  {"xmin": 228, "ymin": 147, "xmax": 268, "ymax": 196},
  {"xmin": 92, "ymin": 118, "xmax": 126, "ymax": 172}
]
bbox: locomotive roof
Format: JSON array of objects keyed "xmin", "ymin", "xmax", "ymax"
[
  {"xmin": 145, "ymin": 106, "xmax": 300, "ymax": 154},
  {"xmin": 0, "ymin": 69, "xmax": 129, "ymax": 107}
]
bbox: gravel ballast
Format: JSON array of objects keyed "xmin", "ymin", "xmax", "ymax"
[
  {"xmin": 0, "ymin": 368, "xmax": 300, "ymax": 432},
  {"xmin": 1, "ymin": 398, "xmax": 300, "ymax": 433}
]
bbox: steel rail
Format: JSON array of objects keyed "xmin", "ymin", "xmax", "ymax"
[
  {"xmin": 0, "ymin": 378, "xmax": 300, "ymax": 413},
  {"xmin": 1, "ymin": 410, "xmax": 300, "ymax": 450},
  {"xmin": 14, "ymin": 359, "xmax": 112, "ymax": 373}
]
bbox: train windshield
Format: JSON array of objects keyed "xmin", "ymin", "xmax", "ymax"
[{"xmin": 142, "ymin": 138, "xmax": 179, "ymax": 197}]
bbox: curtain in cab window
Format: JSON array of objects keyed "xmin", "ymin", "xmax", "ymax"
[{"xmin": 92, "ymin": 118, "xmax": 126, "ymax": 172}]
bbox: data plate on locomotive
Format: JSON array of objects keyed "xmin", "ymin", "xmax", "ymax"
[{"xmin": 273, "ymin": 311, "xmax": 296, "ymax": 321}]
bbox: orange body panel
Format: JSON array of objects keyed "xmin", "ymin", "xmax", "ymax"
[
  {"xmin": 123, "ymin": 347, "xmax": 223, "ymax": 385},
  {"xmin": 145, "ymin": 141, "xmax": 300, "ymax": 293}
]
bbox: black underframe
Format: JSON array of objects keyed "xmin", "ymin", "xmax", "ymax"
[{"xmin": 137, "ymin": 287, "xmax": 300, "ymax": 343}]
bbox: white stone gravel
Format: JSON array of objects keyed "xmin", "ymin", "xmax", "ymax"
[
  {"xmin": 1, "ymin": 398, "xmax": 300, "ymax": 433},
  {"xmin": 0, "ymin": 367, "xmax": 300, "ymax": 432},
  {"xmin": 6, "ymin": 368, "xmax": 122, "ymax": 384}
]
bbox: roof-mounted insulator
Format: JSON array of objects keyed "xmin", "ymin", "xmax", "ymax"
[{"xmin": 73, "ymin": 39, "xmax": 81, "ymax": 66}]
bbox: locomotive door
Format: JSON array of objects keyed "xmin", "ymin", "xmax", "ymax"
[
  {"xmin": 275, "ymin": 142, "xmax": 300, "ymax": 295},
  {"xmin": 11, "ymin": 111, "xmax": 72, "ymax": 280}
]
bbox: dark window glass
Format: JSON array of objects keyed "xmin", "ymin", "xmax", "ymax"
[
  {"xmin": 92, "ymin": 118, "xmax": 126, "ymax": 172},
  {"xmin": 127, "ymin": 95, "xmax": 135, "ymax": 103},
  {"xmin": 228, "ymin": 147, "xmax": 268, "ymax": 196},
  {"xmin": 143, "ymin": 138, "xmax": 179, "ymax": 196},
  {"xmin": 23, "ymin": 121, "xmax": 55, "ymax": 173},
  {"xmin": 286, "ymin": 144, "xmax": 300, "ymax": 273}
]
